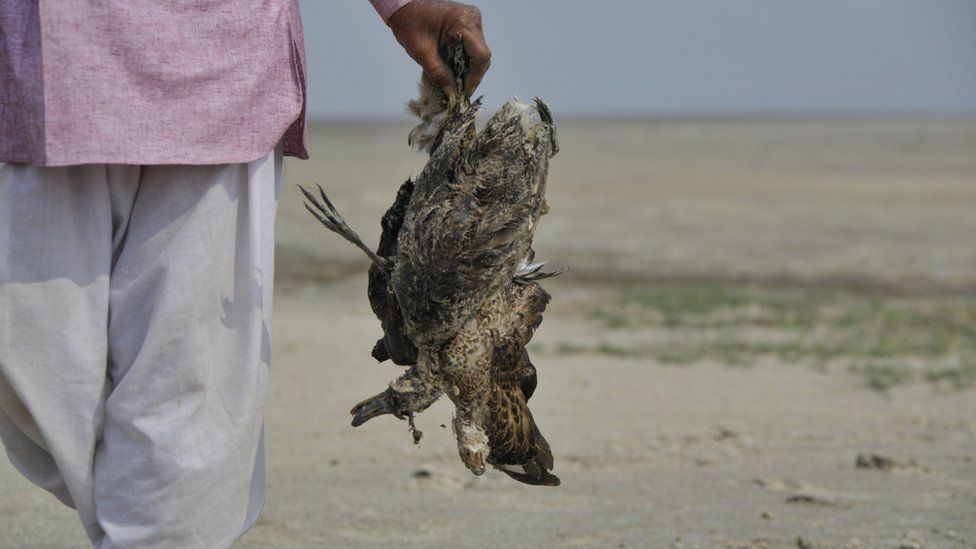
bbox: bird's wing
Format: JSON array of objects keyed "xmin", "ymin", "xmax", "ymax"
[
  {"xmin": 368, "ymin": 179, "xmax": 418, "ymax": 365},
  {"xmin": 495, "ymin": 282, "xmax": 549, "ymax": 404},
  {"xmin": 487, "ymin": 342, "xmax": 559, "ymax": 486},
  {"xmin": 485, "ymin": 283, "xmax": 559, "ymax": 486}
]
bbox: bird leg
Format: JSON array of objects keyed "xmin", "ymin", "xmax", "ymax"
[{"xmin": 299, "ymin": 184, "xmax": 390, "ymax": 272}]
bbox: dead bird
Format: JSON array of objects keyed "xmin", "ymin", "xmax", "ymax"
[{"xmin": 300, "ymin": 42, "xmax": 560, "ymax": 486}]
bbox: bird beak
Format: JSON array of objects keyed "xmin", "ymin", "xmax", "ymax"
[
  {"xmin": 467, "ymin": 455, "xmax": 486, "ymax": 476},
  {"xmin": 349, "ymin": 391, "xmax": 394, "ymax": 427},
  {"xmin": 461, "ymin": 449, "xmax": 486, "ymax": 476}
]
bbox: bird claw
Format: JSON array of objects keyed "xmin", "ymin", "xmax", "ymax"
[{"xmin": 406, "ymin": 413, "xmax": 423, "ymax": 445}]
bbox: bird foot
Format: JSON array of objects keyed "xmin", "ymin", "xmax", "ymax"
[{"xmin": 298, "ymin": 183, "xmax": 390, "ymax": 271}]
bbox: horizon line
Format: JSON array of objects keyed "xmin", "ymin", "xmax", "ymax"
[{"xmin": 306, "ymin": 110, "xmax": 976, "ymax": 124}]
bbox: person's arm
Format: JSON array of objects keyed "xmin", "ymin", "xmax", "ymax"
[{"xmin": 371, "ymin": 0, "xmax": 491, "ymax": 100}]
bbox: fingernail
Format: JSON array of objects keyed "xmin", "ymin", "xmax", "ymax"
[{"xmin": 444, "ymin": 86, "xmax": 457, "ymax": 100}]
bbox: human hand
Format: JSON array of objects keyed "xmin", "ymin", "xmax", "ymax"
[{"xmin": 387, "ymin": 0, "xmax": 491, "ymax": 100}]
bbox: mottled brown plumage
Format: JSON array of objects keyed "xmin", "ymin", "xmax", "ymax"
[{"xmin": 301, "ymin": 43, "xmax": 559, "ymax": 486}]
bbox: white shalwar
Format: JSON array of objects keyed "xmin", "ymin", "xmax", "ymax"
[{"xmin": 0, "ymin": 147, "xmax": 281, "ymax": 548}]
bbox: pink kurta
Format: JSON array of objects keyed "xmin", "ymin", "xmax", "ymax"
[
  {"xmin": 0, "ymin": 0, "xmax": 408, "ymax": 167},
  {"xmin": 0, "ymin": 0, "xmax": 308, "ymax": 166}
]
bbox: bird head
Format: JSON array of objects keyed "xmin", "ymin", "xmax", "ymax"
[{"xmin": 453, "ymin": 415, "xmax": 489, "ymax": 476}]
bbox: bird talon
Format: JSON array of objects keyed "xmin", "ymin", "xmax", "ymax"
[{"xmin": 406, "ymin": 413, "xmax": 423, "ymax": 444}]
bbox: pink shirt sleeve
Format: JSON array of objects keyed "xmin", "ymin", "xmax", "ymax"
[{"xmin": 370, "ymin": 0, "xmax": 413, "ymax": 23}]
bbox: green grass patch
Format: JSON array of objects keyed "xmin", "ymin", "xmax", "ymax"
[
  {"xmin": 848, "ymin": 363, "xmax": 917, "ymax": 392},
  {"xmin": 924, "ymin": 363, "xmax": 976, "ymax": 390},
  {"xmin": 552, "ymin": 283, "xmax": 976, "ymax": 391}
]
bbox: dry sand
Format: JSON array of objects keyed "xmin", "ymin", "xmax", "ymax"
[{"xmin": 1, "ymin": 118, "xmax": 975, "ymax": 548}]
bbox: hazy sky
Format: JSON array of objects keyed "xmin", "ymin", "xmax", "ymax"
[{"xmin": 300, "ymin": 1, "xmax": 976, "ymax": 119}]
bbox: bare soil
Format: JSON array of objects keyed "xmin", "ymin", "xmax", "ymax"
[{"xmin": 2, "ymin": 118, "xmax": 975, "ymax": 548}]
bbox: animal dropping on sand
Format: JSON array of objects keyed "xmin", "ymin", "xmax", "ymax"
[{"xmin": 300, "ymin": 43, "xmax": 561, "ymax": 486}]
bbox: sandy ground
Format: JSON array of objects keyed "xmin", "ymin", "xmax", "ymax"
[{"xmin": 2, "ymin": 118, "xmax": 975, "ymax": 548}]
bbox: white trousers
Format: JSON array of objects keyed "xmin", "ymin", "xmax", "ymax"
[{"xmin": 0, "ymin": 148, "xmax": 281, "ymax": 548}]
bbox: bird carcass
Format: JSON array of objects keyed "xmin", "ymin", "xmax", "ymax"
[{"xmin": 300, "ymin": 43, "xmax": 561, "ymax": 486}]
